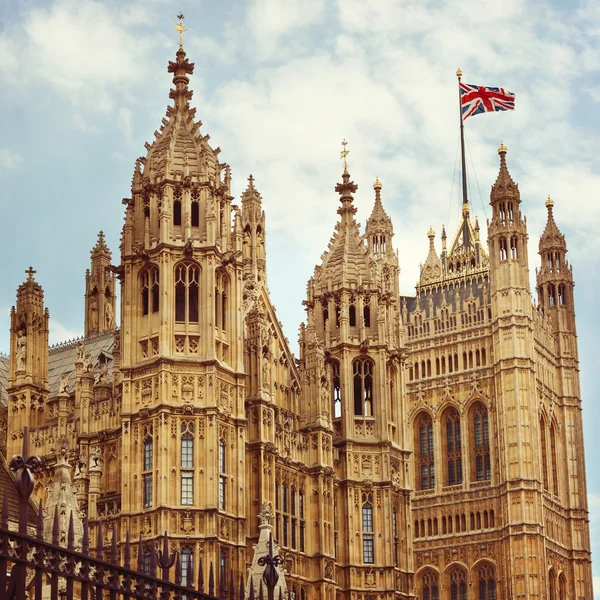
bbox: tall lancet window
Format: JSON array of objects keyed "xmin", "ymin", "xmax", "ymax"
[
  {"xmin": 353, "ymin": 358, "xmax": 374, "ymax": 416},
  {"xmin": 416, "ymin": 413, "xmax": 435, "ymax": 490},
  {"xmin": 361, "ymin": 493, "xmax": 374, "ymax": 564},
  {"xmin": 331, "ymin": 360, "xmax": 342, "ymax": 419},
  {"xmin": 141, "ymin": 267, "xmax": 160, "ymax": 316},
  {"xmin": 445, "ymin": 408, "xmax": 463, "ymax": 486},
  {"xmin": 472, "ymin": 402, "xmax": 491, "ymax": 482},
  {"xmin": 181, "ymin": 421, "xmax": 194, "ymax": 506},
  {"xmin": 142, "ymin": 425, "xmax": 153, "ymax": 508},
  {"xmin": 175, "ymin": 262, "xmax": 200, "ymax": 323}
]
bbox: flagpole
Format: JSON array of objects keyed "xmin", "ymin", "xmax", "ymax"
[{"xmin": 456, "ymin": 68, "xmax": 470, "ymax": 246}]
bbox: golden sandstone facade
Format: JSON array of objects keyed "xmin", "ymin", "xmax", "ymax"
[{"xmin": 0, "ymin": 45, "xmax": 592, "ymax": 600}]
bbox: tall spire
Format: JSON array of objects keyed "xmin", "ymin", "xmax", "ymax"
[
  {"xmin": 419, "ymin": 226, "xmax": 442, "ymax": 285},
  {"xmin": 539, "ymin": 195, "xmax": 566, "ymax": 252},
  {"xmin": 334, "ymin": 140, "xmax": 358, "ymax": 225},
  {"xmin": 366, "ymin": 177, "xmax": 394, "ymax": 260}
]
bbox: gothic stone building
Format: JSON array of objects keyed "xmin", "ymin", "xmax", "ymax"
[{"xmin": 0, "ymin": 45, "xmax": 592, "ymax": 600}]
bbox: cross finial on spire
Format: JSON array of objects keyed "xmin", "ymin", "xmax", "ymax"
[
  {"xmin": 340, "ymin": 139, "xmax": 349, "ymax": 172},
  {"xmin": 175, "ymin": 12, "xmax": 187, "ymax": 48},
  {"xmin": 25, "ymin": 266, "xmax": 36, "ymax": 282}
]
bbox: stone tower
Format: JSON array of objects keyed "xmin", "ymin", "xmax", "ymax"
[
  {"xmin": 535, "ymin": 196, "xmax": 592, "ymax": 599},
  {"xmin": 7, "ymin": 268, "xmax": 49, "ymax": 459},
  {"xmin": 85, "ymin": 231, "xmax": 117, "ymax": 336},
  {"xmin": 486, "ymin": 142, "xmax": 547, "ymax": 597},
  {"xmin": 118, "ymin": 43, "xmax": 247, "ymax": 581},
  {"xmin": 299, "ymin": 168, "xmax": 413, "ymax": 599}
]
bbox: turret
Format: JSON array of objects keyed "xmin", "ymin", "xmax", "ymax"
[
  {"xmin": 85, "ymin": 231, "xmax": 117, "ymax": 336},
  {"xmin": 365, "ymin": 177, "xmax": 394, "ymax": 262},
  {"xmin": 536, "ymin": 196, "xmax": 573, "ymax": 316},
  {"xmin": 241, "ymin": 174, "xmax": 267, "ymax": 285},
  {"xmin": 7, "ymin": 267, "xmax": 49, "ymax": 457},
  {"xmin": 418, "ymin": 226, "xmax": 442, "ymax": 286},
  {"xmin": 487, "ymin": 142, "xmax": 530, "ymax": 297}
]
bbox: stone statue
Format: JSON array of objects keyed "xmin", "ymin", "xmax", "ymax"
[
  {"xmin": 97, "ymin": 363, "xmax": 109, "ymax": 384},
  {"xmin": 58, "ymin": 373, "xmax": 69, "ymax": 394},
  {"xmin": 15, "ymin": 329, "xmax": 26, "ymax": 371},
  {"xmin": 89, "ymin": 446, "xmax": 102, "ymax": 471},
  {"xmin": 259, "ymin": 500, "xmax": 272, "ymax": 525},
  {"xmin": 89, "ymin": 296, "xmax": 99, "ymax": 330},
  {"xmin": 83, "ymin": 353, "xmax": 93, "ymax": 373},
  {"xmin": 76, "ymin": 340, "xmax": 85, "ymax": 361},
  {"xmin": 75, "ymin": 452, "xmax": 87, "ymax": 477},
  {"xmin": 105, "ymin": 301, "xmax": 114, "ymax": 329}
]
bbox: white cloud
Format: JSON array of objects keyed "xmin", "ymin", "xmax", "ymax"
[
  {"xmin": 0, "ymin": 147, "xmax": 23, "ymax": 172},
  {"xmin": 0, "ymin": 0, "xmax": 159, "ymax": 112},
  {"xmin": 247, "ymin": 0, "xmax": 326, "ymax": 59},
  {"xmin": 48, "ymin": 319, "xmax": 82, "ymax": 347}
]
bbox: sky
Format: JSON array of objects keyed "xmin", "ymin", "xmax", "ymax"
[{"xmin": 0, "ymin": 0, "xmax": 598, "ymax": 591}]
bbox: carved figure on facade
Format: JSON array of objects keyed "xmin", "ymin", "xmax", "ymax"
[
  {"xmin": 89, "ymin": 295, "xmax": 99, "ymax": 330},
  {"xmin": 105, "ymin": 301, "xmax": 115, "ymax": 329},
  {"xmin": 15, "ymin": 329, "xmax": 26, "ymax": 371},
  {"xmin": 58, "ymin": 373, "xmax": 69, "ymax": 395}
]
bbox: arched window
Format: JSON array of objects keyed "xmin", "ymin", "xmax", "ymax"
[
  {"xmin": 558, "ymin": 574, "xmax": 566, "ymax": 600},
  {"xmin": 549, "ymin": 568, "xmax": 557, "ymax": 600},
  {"xmin": 510, "ymin": 236, "xmax": 518, "ymax": 259},
  {"xmin": 181, "ymin": 547, "xmax": 194, "ymax": 585},
  {"xmin": 421, "ymin": 570, "xmax": 439, "ymax": 600},
  {"xmin": 416, "ymin": 413, "xmax": 435, "ymax": 490},
  {"xmin": 540, "ymin": 416, "xmax": 549, "ymax": 490},
  {"xmin": 191, "ymin": 199, "xmax": 200, "ymax": 227},
  {"xmin": 550, "ymin": 422, "xmax": 559, "ymax": 496},
  {"xmin": 449, "ymin": 568, "xmax": 467, "ymax": 600},
  {"xmin": 181, "ymin": 421, "xmax": 194, "ymax": 506},
  {"xmin": 478, "ymin": 564, "xmax": 496, "ymax": 600},
  {"xmin": 499, "ymin": 238, "xmax": 508, "ymax": 261},
  {"xmin": 361, "ymin": 493, "xmax": 374, "ymax": 564},
  {"xmin": 472, "ymin": 402, "xmax": 491, "ymax": 482},
  {"xmin": 173, "ymin": 198, "xmax": 182, "ymax": 226},
  {"xmin": 548, "ymin": 284, "xmax": 556, "ymax": 307},
  {"xmin": 445, "ymin": 408, "xmax": 463, "ymax": 486},
  {"xmin": 363, "ymin": 304, "xmax": 371, "ymax": 328},
  {"xmin": 175, "ymin": 263, "xmax": 200, "ymax": 323},
  {"xmin": 143, "ymin": 430, "xmax": 153, "ymax": 508},
  {"xmin": 349, "ymin": 304, "xmax": 356, "ymax": 326},
  {"xmin": 141, "ymin": 267, "xmax": 160, "ymax": 316},
  {"xmin": 215, "ymin": 271, "xmax": 229, "ymax": 332},
  {"xmin": 219, "ymin": 439, "xmax": 227, "ymax": 510},
  {"xmin": 332, "ymin": 361, "xmax": 342, "ymax": 419},
  {"xmin": 353, "ymin": 358, "xmax": 374, "ymax": 416}
]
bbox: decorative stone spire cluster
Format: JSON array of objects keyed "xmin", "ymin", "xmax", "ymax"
[
  {"xmin": 419, "ymin": 226, "xmax": 442, "ymax": 285},
  {"xmin": 365, "ymin": 177, "xmax": 394, "ymax": 260},
  {"xmin": 85, "ymin": 231, "xmax": 116, "ymax": 336},
  {"xmin": 539, "ymin": 195, "xmax": 566, "ymax": 252},
  {"xmin": 10, "ymin": 267, "xmax": 49, "ymax": 384}
]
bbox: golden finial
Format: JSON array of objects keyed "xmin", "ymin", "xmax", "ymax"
[
  {"xmin": 427, "ymin": 226, "xmax": 435, "ymax": 238},
  {"xmin": 546, "ymin": 194, "xmax": 554, "ymax": 208},
  {"xmin": 498, "ymin": 140, "xmax": 508, "ymax": 154},
  {"xmin": 340, "ymin": 139, "xmax": 350, "ymax": 172},
  {"xmin": 373, "ymin": 176, "xmax": 382, "ymax": 190},
  {"xmin": 175, "ymin": 12, "xmax": 187, "ymax": 48},
  {"xmin": 456, "ymin": 68, "xmax": 463, "ymax": 78}
]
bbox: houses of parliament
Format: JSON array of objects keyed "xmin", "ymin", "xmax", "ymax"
[{"xmin": 0, "ymin": 36, "xmax": 592, "ymax": 600}]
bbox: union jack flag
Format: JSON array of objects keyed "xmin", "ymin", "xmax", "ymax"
[{"xmin": 460, "ymin": 83, "xmax": 515, "ymax": 120}]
